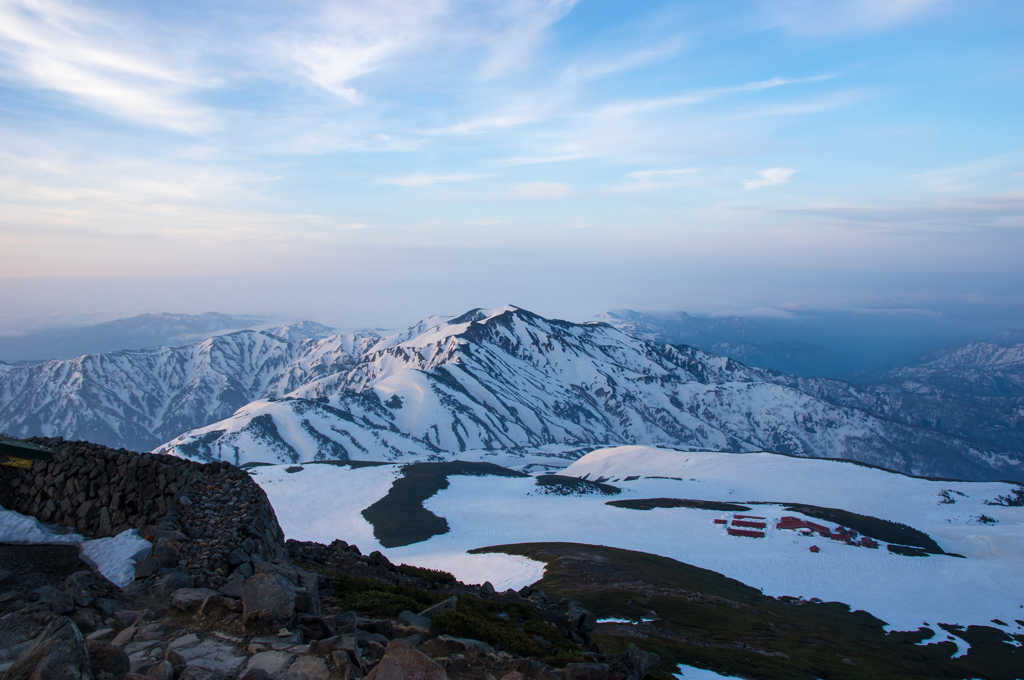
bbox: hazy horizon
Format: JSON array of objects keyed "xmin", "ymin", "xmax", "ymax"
[{"xmin": 2, "ymin": 267, "xmax": 1020, "ymax": 339}]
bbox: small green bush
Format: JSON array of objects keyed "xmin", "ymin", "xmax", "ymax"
[
  {"xmin": 397, "ymin": 564, "xmax": 457, "ymax": 584},
  {"xmin": 332, "ymin": 573, "xmax": 441, "ymax": 617},
  {"xmin": 432, "ymin": 596, "xmax": 579, "ymax": 659}
]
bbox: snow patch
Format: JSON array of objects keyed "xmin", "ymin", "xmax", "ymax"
[
  {"xmin": 0, "ymin": 504, "xmax": 151, "ymax": 587},
  {"xmin": 674, "ymin": 664, "xmax": 745, "ymax": 679}
]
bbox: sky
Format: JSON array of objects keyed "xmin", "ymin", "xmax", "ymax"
[{"xmin": 0, "ymin": 0, "xmax": 1021, "ymax": 331}]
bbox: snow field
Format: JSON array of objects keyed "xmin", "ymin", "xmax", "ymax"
[
  {"xmin": 251, "ymin": 447, "xmax": 1024, "ymax": 636},
  {"xmin": 247, "ymin": 464, "xmax": 401, "ymax": 549}
]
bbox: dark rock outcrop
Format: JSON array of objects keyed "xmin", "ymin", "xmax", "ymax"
[{"xmin": 4, "ymin": 616, "xmax": 93, "ymax": 680}]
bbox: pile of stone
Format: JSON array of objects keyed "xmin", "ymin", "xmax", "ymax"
[{"xmin": 0, "ymin": 437, "xmax": 287, "ymax": 592}]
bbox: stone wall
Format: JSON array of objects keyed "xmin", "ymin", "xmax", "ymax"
[{"xmin": 0, "ymin": 437, "xmax": 286, "ymax": 590}]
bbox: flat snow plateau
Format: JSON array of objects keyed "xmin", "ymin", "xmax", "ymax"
[{"xmin": 249, "ymin": 446, "xmax": 1023, "ymax": 635}]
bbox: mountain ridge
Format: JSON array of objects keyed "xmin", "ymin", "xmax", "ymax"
[{"xmin": 2, "ymin": 306, "xmax": 1020, "ymax": 481}]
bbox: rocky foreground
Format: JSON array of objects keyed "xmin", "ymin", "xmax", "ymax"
[
  {"xmin": 0, "ymin": 437, "xmax": 658, "ymax": 680},
  {"xmin": 1, "ymin": 537, "xmax": 657, "ymax": 680}
]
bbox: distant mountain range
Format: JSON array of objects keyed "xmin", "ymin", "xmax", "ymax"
[
  {"xmin": 0, "ymin": 312, "xmax": 267, "ymax": 363},
  {"xmin": 597, "ymin": 310, "xmax": 844, "ymax": 377},
  {"xmin": 2, "ymin": 306, "xmax": 1019, "ymax": 481},
  {"xmin": 597, "ymin": 309, "xmax": 1023, "ymax": 379}
]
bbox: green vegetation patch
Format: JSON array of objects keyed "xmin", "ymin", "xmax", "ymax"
[
  {"xmin": 433, "ymin": 597, "xmax": 580, "ymax": 660},
  {"xmin": 607, "ymin": 498, "xmax": 752, "ymax": 512},
  {"xmin": 396, "ymin": 564, "xmax": 457, "ymax": 584},
  {"xmin": 362, "ymin": 461, "xmax": 527, "ymax": 548},
  {"xmin": 535, "ymin": 475, "xmax": 620, "ymax": 495},
  {"xmin": 765, "ymin": 503, "xmax": 944, "ymax": 553},
  {"xmin": 330, "ymin": 571, "xmax": 443, "ymax": 618},
  {"xmin": 313, "ymin": 565, "xmax": 578, "ymax": 661},
  {"xmin": 474, "ymin": 542, "xmax": 1023, "ymax": 680}
]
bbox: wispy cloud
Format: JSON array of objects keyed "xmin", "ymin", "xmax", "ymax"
[
  {"xmin": 0, "ymin": 0, "xmax": 216, "ymax": 133},
  {"xmin": 427, "ymin": 110, "xmax": 543, "ymax": 135},
  {"xmin": 598, "ymin": 74, "xmax": 835, "ymax": 117},
  {"xmin": 287, "ymin": 1, "xmax": 448, "ymax": 104},
  {"xmin": 764, "ymin": 0, "xmax": 945, "ymax": 35},
  {"xmin": 561, "ymin": 36, "xmax": 686, "ymax": 83},
  {"xmin": 779, "ymin": 196, "xmax": 1024, "ymax": 229},
  {"xmin": 475, "ymin": 0, "xmax": 579, "ymax": 79},
  {"xmin": 380, "ymin": 173, "xmax": 482, "ymax": 187},
  {"xmin": 743, "ymin": 168, "xmax": 796, "ymax": 190},
  {"xmin": 510, "ymin": 182, "xmax": 571, "ymax": 199},
  {"xmin": 627, "ymin": 168, "xmax": 699, "ymax": 181}
]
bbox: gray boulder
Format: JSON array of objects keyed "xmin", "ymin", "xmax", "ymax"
[
  {"xmin": 600, "ymin": 644, "xmax": 659, "ymax": 680},
  {"xmin": 253, "ymin": 561, "xmax": 319, "ymax": 617},
  {"xmin": 168, "ymin": 588, "xmax": 220, "ymax": 613},
  {"xmin": 146, "ymin": 660, "xmax": 174, "ymax": 680},
  {"xmin": 152, "ymin": 543, "xmax": 180, "ymax": 569},
  {"xmin": 134, "ymin": 558, "xmax": 162, "ymax": 579},
  {"xmin": 398, "ymin": 610, "xmax": 432, "ymax": 630},
  {"xmin": 242, "ymin": 574, "xmax": 295, "ymax": 627},
  {"xmin": 85, "ymin": 640, "xmax": 129, "ymax": 676},
  {"xmin": 154, "ymin": 572, "xmax": 193, "ymax": 599},
  {"xmin": 70, "ymin": 608, "xmax": 105, "ymax": 635},
  {"xmin": 4, "ymin": 616, "xmax": 93, "ymax": 680},
  {"xmin": 563, "ymin": 664, "xmax": 609, "ymax": 680},
  {"xmin": 364, "ymin": 639, "xmax": 446, "ymax": 680}
]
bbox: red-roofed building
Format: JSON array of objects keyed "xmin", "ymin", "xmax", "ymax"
[
  {"xmin": 727, "ymin": 528, "xmax": 765, "ymax": 538},
  {"xmin": 809, "ymin": 545, "xmax": 820, "ymax": 553},
  {"xmin": 713, "ymin": 518, "xmax": 728, "ymax": 524},
  {"xmin": 732, "ymin": 520, "xmax": 767, "ymax": 529}
]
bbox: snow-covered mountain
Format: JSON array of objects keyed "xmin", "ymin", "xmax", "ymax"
[
  {"xmin": 0, "ymin": 326, "xmax": 379, "ymax": 451},
  {"xmin": 159, "ymin": 307, "xmax": 1019, "ymax": 480},
  {"xmin": 780, "ymin": 340, "xmax": 1024, "ymax": 455},
  {"xmin": 0, "ymin": 312, "xmax": 264, "ymax": 363},
  {"xmin": 260, "ymin": 320, "xmax": 336, "ymax": 343},
  {"xmin": 2, "ymin": 306, "xmax": 1020, "ymax": 480}
]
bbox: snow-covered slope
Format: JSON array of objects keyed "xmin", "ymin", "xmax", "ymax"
[
  {"xmin": 2, "ymin": 305, "xmax": 1020, "ymax": 479},
  {"xmin": 0, "ymin": 329, "xmax": 378, "ymax": 451},
  {"xmin": 250, "ymin": 446, "xmax": 1024, "ymax": 635},
  {"xmin": 164, "ymin": 307, "xmax": 1020, "ymax": 480},
  {"xmin": 261, "ymin": 321, "xmax": 336, "ymax": 343},
  {"xmin": 779, "ymin": 340, "xmax": 1024, "ymax": 455}
]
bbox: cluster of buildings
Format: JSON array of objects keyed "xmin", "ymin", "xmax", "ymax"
[
  {"xmin": 712, "ymin": 512, "xmax": 880, "ymax": 551},
  {"xmin": 776, "ymin": 515, "xmax": 879, "ymax": 549}
]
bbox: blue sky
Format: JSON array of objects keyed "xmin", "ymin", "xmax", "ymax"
[{"xmin": 0, "ymin": 0, "xmax": 1021, "ymax": 328}]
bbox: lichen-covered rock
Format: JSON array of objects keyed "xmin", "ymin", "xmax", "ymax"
[{"xmin": 4, "ymin": 616, "xmax": 93, "ymax": 680}]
